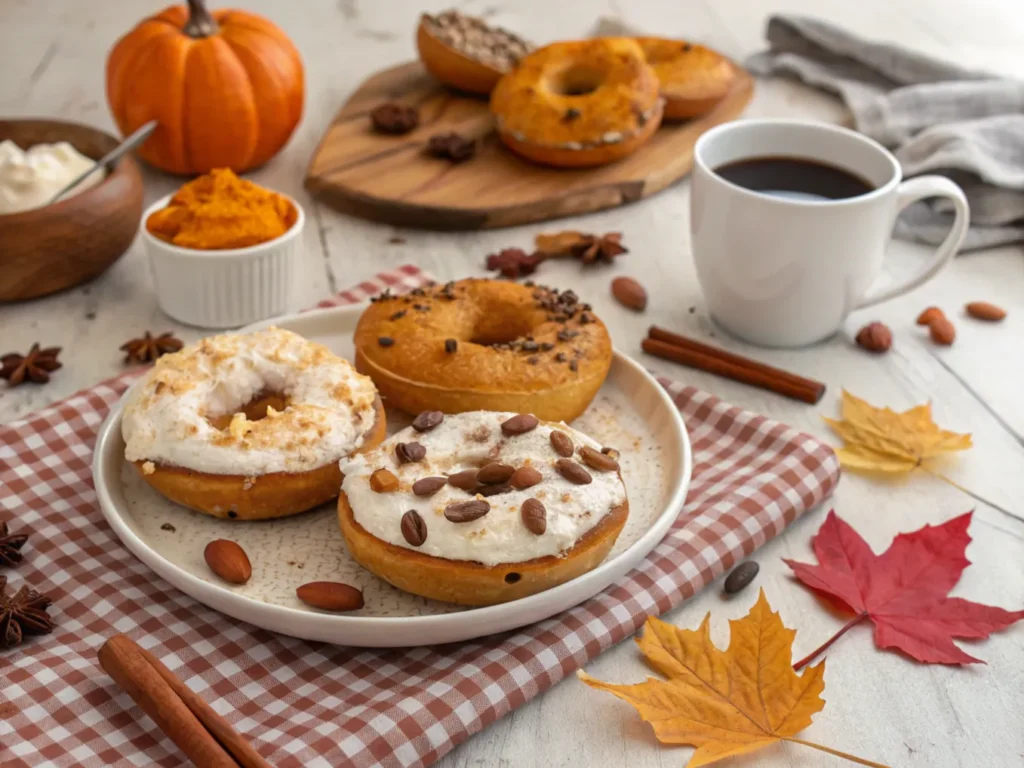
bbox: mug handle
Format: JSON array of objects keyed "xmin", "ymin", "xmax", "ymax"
[{"xmin": 856, "ymin": 175, "xmax": 970, "ymax": 309}]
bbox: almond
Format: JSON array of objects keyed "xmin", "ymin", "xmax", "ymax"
[
  {"xmin": 854, "ymin": 322, "xmax": 892, "ymax": 353},
  {"xmin": 579, "ymin": 445, "xmax": 619, "ymax": 472},
  {"xmin": 203, "ymin": 540, "xmax": 252, "ymax": 585},
  {"xmin": 929, "ymin": 317, "xmax": 956, "ymax": 346},
  {"xmin": 611, "ymin": 276, "xmax": 647, "ymax": 311},
  {"xmin": 296, "ymin": 581, "xmax": 364, "ymax": 612},
  {"xmin": 555, "ymin": 458, "xmax": 592, "ymax": 485},
  {"xmin": 510, "ymin": 466, "xmax": 543, "ymax": 489},
  {"xmin": 965, "ymin": 301, "xmax": 1006, "ymax": 322},
  {"xmin": 916, "ymin": 307, "xmax": 946, "ymax": 326}
]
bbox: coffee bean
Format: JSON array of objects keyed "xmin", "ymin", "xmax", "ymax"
[
  {"xmin": 444, "ymin": 499, "xmax": 490, "ymax": 523},
  {"xmin": 477, "ymin": 482, "xmax": 512, "ymax": 497},
  {"xmin": 378, "ymin": 336, "xmax": 395, "ymax": 347},
  {"xmin": 401, "ymin": 510, "xmax": 428, "ymax": 546},
  {"xmin": 550, "ymin": 431, "xmax": 574, "ymax": 457},
  {"xmin": 395, "ymin": 442, "xmax": 426, "ymax": 464},
  {"xmin": 412, "ymin": 476, "xmax": 446, "ymax": 496},
  {"xmin": 501, "ymin": 413, "xmax": 539, "ymax": 435},
  {"xmin": 412, "ymin": 410, "xmax": 444, "ymax": 432},
  {"xmin": 521, "ymin": 498, "xmax": 546, "ymax": 535},
  {"xmin": 555, "ymin": 458, "xmax": 592, "ymax": 485},
  {"xmin": 579, "ymin": 445, "xmax": 619, "ymax": 472},
  {"xmin": 477, "ymin": 462, "xmax": 515, "ymax": 484},
  {"xmin": 510, "ymin": 466, "xmax": 542, "ymax": 489},
  {"xmin": 723, "ymin": 561, "xmax": 759, "ymax": 594},
  {"xmin": 445, "ymin": 338, "xmax": 458, "ymax": 353},
  {"xmin": 447, "ymin": 469, "xmax": 479, "ymax": 492}
]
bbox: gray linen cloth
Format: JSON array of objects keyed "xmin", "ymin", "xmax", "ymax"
[{"xmin": 747, "ymin": 15, "xmax": 1024, "ymax": 250}]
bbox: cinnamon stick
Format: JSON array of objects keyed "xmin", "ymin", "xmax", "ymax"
[
  {"xmin": 136, "ymin": 645, "xmax": 272, "ymax": 768},
  {"xmin": 99, "ymin": 635, "xmax": 241, "ymax": 768},
  {"xmin": 642, "ymin": 336, "xmax": 825, "ymax": 405},
  {"xmin": 649, "ymin": 326, "xmax": 825, "ymax": 396}
]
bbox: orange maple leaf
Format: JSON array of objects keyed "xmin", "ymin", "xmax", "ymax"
[{"xmin": 579, "ymin": 590, "xmax": 888, "ymax": 767}]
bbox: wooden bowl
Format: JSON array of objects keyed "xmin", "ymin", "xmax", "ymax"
[{"xmin": 0, "ymin": 119, "xmax": 144, "ymax": 302}]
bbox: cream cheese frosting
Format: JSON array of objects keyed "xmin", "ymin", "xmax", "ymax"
[
  {"xmin": 122, "ymin": 328, "xmax": 378, "ymax": 475},
  {"xmin": 340, "ymin": 411, "xmax": 627, "ymax": 566}
]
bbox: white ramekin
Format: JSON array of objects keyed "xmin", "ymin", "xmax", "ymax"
[{"xmin": 140, "ymin": 194, "xmax": 304, "ymax": 329}]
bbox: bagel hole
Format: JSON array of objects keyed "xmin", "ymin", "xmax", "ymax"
[
  {"xmin": 469, "ymin": 314, "xmax": 535, "ymax": 347},
  {"xmin": 504, "ymin": 572, "xmax": 522, "ymax": 584},
  {"xmin": 208, "ymin": 392, "xmax": 289, "ymax": 430},
  {"xmin": 553, "ymin": 66, "xmax": 602, "ymax": 96}
]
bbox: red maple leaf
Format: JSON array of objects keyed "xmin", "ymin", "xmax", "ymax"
[{"xmin": 785, "ymin": 510, "xmax": 1024, "ymax": 667}]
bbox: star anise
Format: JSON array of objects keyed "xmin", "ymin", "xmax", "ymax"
[
  {"xmin": 0, "ymin": 575, "xmax": 54, "ymax": 649},
  {"xmin": 120, "ymin": 332, "xmax": 184, "ymax": 365},
  {"xmin": 0, "ymin": 343, "xmax": 62, "ymax": 387},
  {"xmin": 0, "ymin": 522, "xmax": 28, "ymax": 568},
  {"xmin": 485, "ymin": 248, "xmax": 546, "ymax": 279},
  {"xmin": 425, "ymin": 132, "xmax": 476, "ymax": 163},
  {"xmin": 534, "ymin": 230, "xmax": 629, "ymax": 266}
]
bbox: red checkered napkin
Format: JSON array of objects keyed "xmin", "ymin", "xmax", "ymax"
[{"xmin": 0, "ymin": 266, "xmax": 839, "ymax": 768}]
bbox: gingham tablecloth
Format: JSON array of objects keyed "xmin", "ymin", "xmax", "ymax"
[{"xmin": 0, "ymin": 266, "xmax": 840, "ymax": 768}]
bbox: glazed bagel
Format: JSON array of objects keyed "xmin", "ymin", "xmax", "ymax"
[
  {"xmin": 353, "ymin": 279, "xmax": 613, "ymax": 423},
  {"xmin": 416, "ymin": 10, "xmax": 531, "ymax": 95},
  {"xmin": 122, "ymin": 328, "xmax": 386, "ymax": 520},
  {"xmin": 337, "ymin": 411, "xmax": 629, "ymax": 605},
  {"xmin": 490, "ymin": 38, "xmax": 663, "ymax": 167},
  {"xmin": 634, "ymin": 37, "xmax": 734, "ymax": 120}
]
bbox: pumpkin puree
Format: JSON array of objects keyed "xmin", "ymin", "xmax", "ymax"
[{"xmin": 146, "ymin": 168, "xmax": 296, "ymax": 250}]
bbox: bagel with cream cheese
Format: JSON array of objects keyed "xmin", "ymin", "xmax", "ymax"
[
  {"xmin": 338, "ymin": 410, "xmax": 628, "ymax": 605},
  {"xmin": 122, "ymin": 328, "xmax": 385, "ymax": 520}
]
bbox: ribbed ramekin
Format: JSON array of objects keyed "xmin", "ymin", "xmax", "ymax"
[{"xmin": 140, "ymin": 194, "xmax": 303, "ymax": 329}]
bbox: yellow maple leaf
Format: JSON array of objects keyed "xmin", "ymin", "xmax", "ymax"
[
  {"xmin": 824, "ymin": 390, "xmax": 972, "ymax": 474},
  {"xmin": 579, "ymin": 591, "xmax": 888, "ymax": 767}
]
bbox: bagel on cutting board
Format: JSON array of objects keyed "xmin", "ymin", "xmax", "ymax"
[
  {"xmin": 416, "ymin": 9, "xmax": 532, "ymax": 95},
  {"xmin": 634, "ymin": 37, "xmax": 735, "ymax": 119},
  {"xmin": 490, "ymin": 37, "xmax": 664, "ymax": 168}
]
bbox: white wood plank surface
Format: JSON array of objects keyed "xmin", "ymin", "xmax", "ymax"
[{"xmin": 1, "ymin": 1, "xmax": 1022, "ymax": 766}]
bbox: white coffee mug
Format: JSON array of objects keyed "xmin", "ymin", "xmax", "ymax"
[{"xmin": 690, "ymin": 119, "xmax": 970, "ymax": 347}]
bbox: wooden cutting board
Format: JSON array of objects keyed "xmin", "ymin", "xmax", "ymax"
[{"xmin": 305, "ymin": 60, "xmax": 754, "ymax": 230}]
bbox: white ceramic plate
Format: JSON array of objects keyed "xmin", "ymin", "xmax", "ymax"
[{"xmin": 92, "ymin": 305, "xmax": 691, "ymax": 647}]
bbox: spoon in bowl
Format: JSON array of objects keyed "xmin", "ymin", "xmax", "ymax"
[{"xmin": 48, "ymin": 120, "xmax": 158, "ymax": 205}]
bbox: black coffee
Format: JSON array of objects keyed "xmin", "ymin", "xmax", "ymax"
[{"xmin": 713, "ymin": 156, "xmax": 874, "ymax": 201}]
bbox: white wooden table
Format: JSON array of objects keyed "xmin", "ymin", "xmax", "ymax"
[{"xmin": 3, "ymin": 1, "xmax": 1023, "ymax": 766}]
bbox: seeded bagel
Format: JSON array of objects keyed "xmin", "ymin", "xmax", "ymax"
[
  {"xmin": 353, "ymin": 279, "xmax": 613, "ymax": 423},
  {"xmin": 416, "ymin": 10, "xmax": 531, "ymax": 95}
]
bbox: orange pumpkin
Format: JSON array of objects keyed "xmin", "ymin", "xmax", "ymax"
[{"xmin": 106, "ymin": 0, "xmax": 304, "ymax": 175}]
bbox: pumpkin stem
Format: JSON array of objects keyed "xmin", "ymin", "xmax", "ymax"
[{"xmin": 184, "ymin": 0, "xmax": 219, "ymax": 37}]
